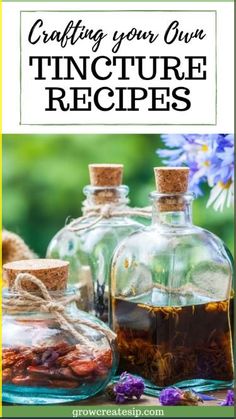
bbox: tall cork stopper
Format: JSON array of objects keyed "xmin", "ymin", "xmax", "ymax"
[
  {"xmin": 89, "ymin": 164, "xmax": 123, "ymax": 187},
  {"xmin": 88, "ymin": 164, "xmax": 123, "ymax": 204},
  {"xmin": 3, "ymin": 259, "xmax": 69, "ymax": 292},
  {"xmin": 154, "ymin": 167, "xmax": 189, "ymax": 211}
]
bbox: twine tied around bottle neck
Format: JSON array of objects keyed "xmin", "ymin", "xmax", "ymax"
[
  {"xmin": 2, "ymin": 273, "xmax": 116, "ymax": 347},
  {"xmin": 67, "ymin": 199, "xmax": 152, "ymax": 232}
]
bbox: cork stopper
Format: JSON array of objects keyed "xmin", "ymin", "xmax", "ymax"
[
  {"xmin": 88, "ymin": 164, "xmax": 123, "ymax": 204},
  {"xmin": 89, "ymin": 164, "xmax": 123, "ymax": 187},
  {"xmin": 154, "ymin": 167, "xmax": 189, "ymax": 211},
  {"xmin": 3, "ymin": 259, "xmax": 69, "ymax": 292}
]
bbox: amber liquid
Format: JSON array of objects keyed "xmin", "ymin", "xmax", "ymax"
[{"xmin": 112, "ymin": 296, "xmax": 234, "ymax": 386}]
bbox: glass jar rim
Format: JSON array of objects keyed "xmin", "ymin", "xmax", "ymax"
[
  {"xmin": 149, "ymin": 191, "xmax": 195, "ymax": 200},
  {"xmin": 83, "ymin": 184, "xmax": 129, "ymax": 194}
]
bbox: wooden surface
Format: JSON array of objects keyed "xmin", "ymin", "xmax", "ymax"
[{"xmin": 72, "ymin": 389, "xmax": 228, "ymax": 406}]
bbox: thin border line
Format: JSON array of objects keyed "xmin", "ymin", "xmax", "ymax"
[
  {"xmin": 0, "ymin": 0, "xmax": 2, "ymax": 415},
  {"xmin": 215, "ymin": 9, "xmax": 217, "ymax": 125},
  {"xmin": 20, "ymin": 123, "xmax": 217, "ymax": 126},
  {"xmin": 20, "ymin": 9, "xmax": 217, "ymax": 127}
]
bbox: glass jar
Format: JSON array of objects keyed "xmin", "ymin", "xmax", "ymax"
[
  {"xmin": 111, "ymin": 167, "xmax": 234, "ymax": 389},
  {"xmin": 47, "ymin": 165, "xmax": 144, "ymax": 324},
  {"xmin": 2, "ymin": 259, "xmax": 118, "ymax": 404}
]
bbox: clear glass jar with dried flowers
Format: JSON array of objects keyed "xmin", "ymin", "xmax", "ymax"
[
  {"xmin": 2, "ymin": 259, "xmax": 117, "ymax": 404},
  {"xmin": 111, "ymin": 167, "xmax": 234, "ymax": 390}
]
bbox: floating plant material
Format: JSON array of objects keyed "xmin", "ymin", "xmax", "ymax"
[
  {"xmin": 47, "ymin": 164, "xmax": 145, "ymax": 324},
  {"xmin": 159, "ymin": 387, "xmax": 203, "ymax": 406},
  {"xmin": 113, "ymin": 297, "xmax": 234, "ymax": 387},
  {"xmin": 2, "ymin": 342, "xmax": 113, "ymax": 388},
  {"xmin": 95, "ymin": 280, "xmax": 108, "ymax": 321},
  {"xmin": 111, "ymin": 168, "xmax": 234, "ymax": 392}
]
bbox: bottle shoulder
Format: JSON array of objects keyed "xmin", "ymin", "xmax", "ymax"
[
  {"xmin": 117, "ymin": 222, "xmax": 225, "ymax": 242},
  {"xmin": 47, "ymin": 216, "xmax": 143, "ymax": 256},
  {"xmin": 112, "ymin": 224, "xmax": 233, "ymax": 305},
  {"xmin": 113, "ymin": 222, "xmax": 231, "ymax": 262},
  {"xmin": 51, "ymin": 216, "xmax": 143, "ymax": 238}
]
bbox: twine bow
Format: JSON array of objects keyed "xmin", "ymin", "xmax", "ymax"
[
  {"xmin": 3, "ymin": 273, "xmax": 116, "ymax": 347},
  {"xmin": 67, "ymin": 199, "xmax": 151, "ymax": 232}
]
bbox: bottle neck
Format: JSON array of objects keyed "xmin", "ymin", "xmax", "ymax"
[
  {"xmin": 83, "ymin": 185, "xmax": 130, "ymax": 208},
  {"xmin": 150, "ymin": 192, "xmax": 193, "ymax": 226}
]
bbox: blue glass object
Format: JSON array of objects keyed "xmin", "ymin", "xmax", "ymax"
[{"xmin": 2, "ymin": 288, "xmax": 118, "ymax": 404}]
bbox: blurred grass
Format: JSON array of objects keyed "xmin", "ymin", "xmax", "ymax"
[{"xmin": 3, "ymin": 134, "xmax": 234, "ymax": 256}]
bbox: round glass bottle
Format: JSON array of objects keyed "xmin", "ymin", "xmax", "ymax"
[
  {"xmin": 111, "ymin": 167, "xmax": 234, "ymax": 389},
  {"xmin": 2, "ymin": 259, "xmax": 117, "ymax": 404},
  {"xmin": 47, "ymin": 164, "xmax": 144, "ymax": 324}
]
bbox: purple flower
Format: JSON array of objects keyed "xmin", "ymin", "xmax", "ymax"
[
  {"xmin": 113, "ymin": 373, "xmax": 145, "ymax": 404},
  {"xmin": 220, "ymin": 390, "xmax": 234, "ymax": 406},
  {"xmin": 216, "ymin": 134, "xmax": 234, "ymax": 152},
  {"xmin": 157, "ymin": 134, "xmax": 234, "ymax": 211},
  {"xmin": 159, "ymin": 388, "xmax": 182, "ymax": 405},
  {"xmin": 159, "ymin": 388, "xmax": 202, "ymax": 406}
]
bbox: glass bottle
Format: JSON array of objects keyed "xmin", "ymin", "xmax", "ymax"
[
  {"xmin": 2, "ymin": 259, "xmax": 117, "ymax": 404},
  {"xmin": 47, "ymin": 164, "xmax": 144, "ymax": 324},
  {"xmin": 111, "ymin": 167, "xmax": 234, "ymax": 389}
]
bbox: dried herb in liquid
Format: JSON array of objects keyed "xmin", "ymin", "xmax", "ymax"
[{"xmin": 112, "ymin": 297, "xmax": 234, "ymax": 386}]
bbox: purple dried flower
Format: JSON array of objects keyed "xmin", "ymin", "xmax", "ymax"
[
  {"xmin": 220, "ymin": 390, "xmax": 234, "ymax": 406},
  {"xmin": 114, "ymin": 373, "xmax": 145, "ymax": 404},
  {"xmin": 159, "ymin": 388, "xmax": 182, "ymax": 405},
  {"xmin": 116, "ymin": 393, "xmax": 126, "ymax": 404},
  {"xmin": 159, "ymin": 388, "xmax": 202, "ymax": 406}
]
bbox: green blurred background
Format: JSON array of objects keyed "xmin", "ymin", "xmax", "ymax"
[{"xmin": 3, "ymin": 134, "xmax": 234, "ymax": 256}]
